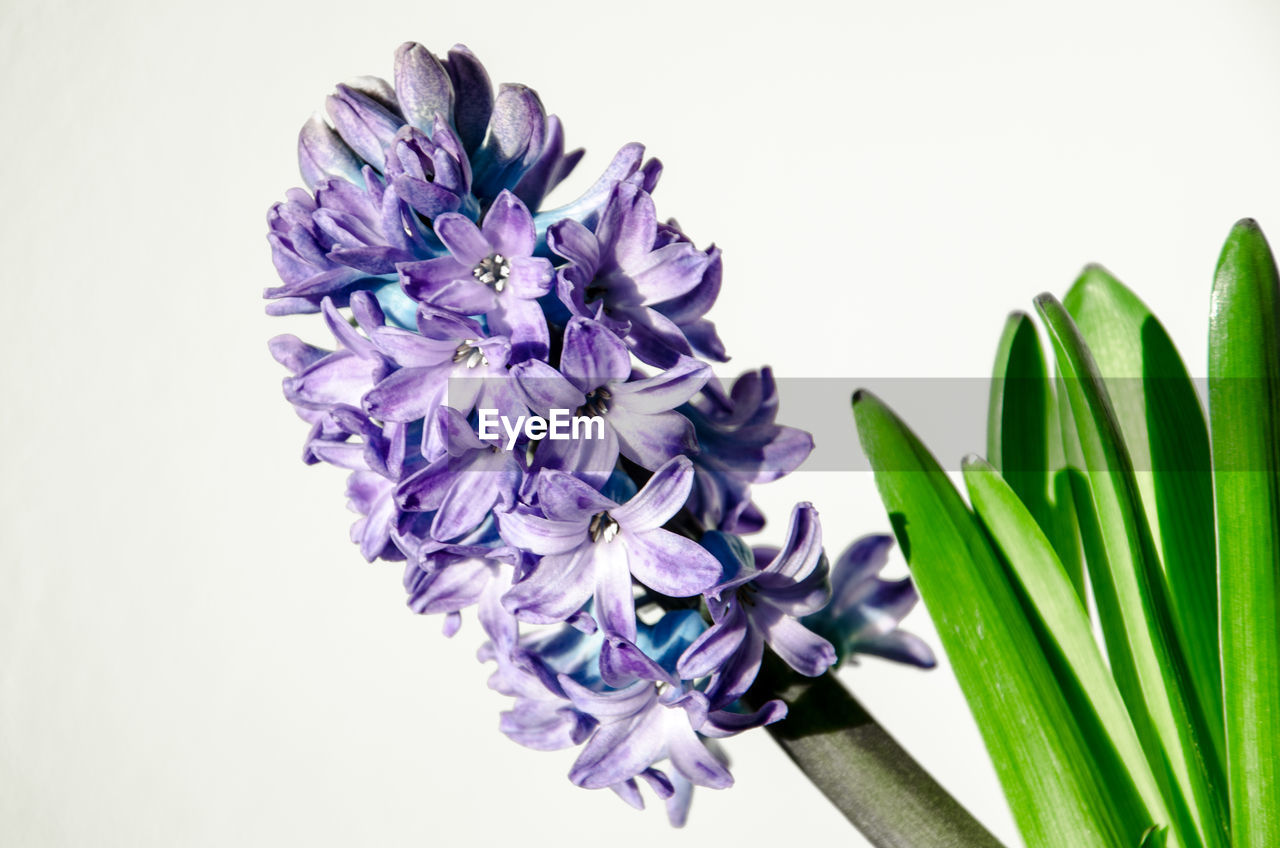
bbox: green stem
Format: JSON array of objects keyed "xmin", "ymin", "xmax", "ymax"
[{"xmin": 746, "ymin": 654, "xmax": 1009, "ymax": 848}]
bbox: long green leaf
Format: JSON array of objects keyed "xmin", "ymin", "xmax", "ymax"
[
  {"xmin": 853, "ymin": 389, "xmax": 1134, "ymax": 848},
  {"xmin": 1063, "ymin": 266, "xmax": 1222, "ymax": 768},
  {"xmin": 963, "ymin": 456, "xmax": 1173, "ymax": 846},
  {"xmin": 986, "ymin": 312, "xmax": 1084, "ymax": 599},
  {"xmin": 1208, "ymin": 219, "xmax": 1280, "ymax": 848},
  {"xmin": 1036, "ymin": 295, "xmax": 1228, "ymax": 848}
]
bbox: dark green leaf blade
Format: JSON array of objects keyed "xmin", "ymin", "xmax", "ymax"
[
  {"xmin": 1208, "ymin": 219, "xmax": 1280, "ymax": 848},
  {"xmin": 853, "ymin": 389, "xmax": 1133, "ymax": 848},
  {"xmin": 1063, "ymin": 265, "xmax": 1222, "ymax": 769},
  {"xmin": 987, "ymin": 312, "xmax": 1084, "ymax": 599},
  {"xmin": 1036, "ymin": 294, "xmax": 1228, "ymax": 848},
  {"xmin": 963, "ymin": 456, "xmax": 1173, "ymax": 846}
]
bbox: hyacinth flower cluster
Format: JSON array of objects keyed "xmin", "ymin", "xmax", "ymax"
[{"xmin": 265, "ymin": 42, "xmax": 934, "ymax": 825}]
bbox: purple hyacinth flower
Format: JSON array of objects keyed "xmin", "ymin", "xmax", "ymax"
[
  {"xmin": 561, "ymin": 638, "xmax": 785, "ymax": 797},
  {"xmin": 512, "ymin": 317, "xmax": 708, "ymax": 485},
  {"xmin": 399, "ymin": 190, "xmax": 554, "ymax": 361},
  {"xmin": 677, "ymin": 504, "xmax": 837, "ymax": 708},
  {"xmin": 268, "ymin": 331, "xmax": 355, "ymax": 451},
  {"xmin": 280, "ymin": 297, "xmax": 393, "ymax": 414},
  {"xmin": 684, "ymin": 368, "xmax": 814, "ymax": 534},
  {"xmin": 803, "ymin": 535, "xmax": 937, "ymax": 669},
  {"xmin": 468, "ymin": 83, "xmax": 584, "ymax": 211},
  {"xmin": 357, "ymin": 301, "xmax": 525, "ymax": 459},
  {"xmin": 550, "ymin": 181, "xmax": 715, "ymax": 367},
  {"xmin": 297, "ymin": 113, "xmax": 365, "ymax": 191},
  {"xmin": 649, "ymin": 221, "xmax": 727, "ymax": 362},
  {"xmin": 404, "ymin": 543, "xmax": 519, "ymax": 637},
  {"xmin": 396, "ymin": 407, "xmax": 523, "ymax": 543},
  {"xmin": 479, "ymin": 620, "xmax": 602, "ymax": 752},
  {"xmin": 498, "ymin": 456, "xmax": 721, "ymax": 639},
  {"xmin": 384, "ymin": 118, "xmax": 476, "ymax": 220},
  {"xmin": 264, "ymin": 171, "xmax": 433, "ymax": 314},
  {"xmin": 264, "ymin": 189, "xmax": 365, "ymax": 316},
  {"xmin": 325, "ymin": 82, "xmax": 403, "ymax": 172}
]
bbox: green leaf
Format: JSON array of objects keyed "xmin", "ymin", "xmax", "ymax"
[
  {"xmin": 986, "ymin": 312, "xmax": 1084, "ymax": 599},
  {"xmin": 1036, "ymin": 294, "xmax": 1228, "ymax": 848},
  {"xmin": 853, "ymin": 389, "xmax": 1135, "ymax": 848},
  {"xmin": 1207, "ymin": 219, "xmax": 1280, "ymax": 848},
  {"xmin": 1063, "ymin": 265, "xmax": 1223, "ymax": 769},
  {"xmin": 1141, "ymin": 826, "xmax": 1170, "ymax": 848},
  {"xmin": 963, "ymin": 455, "xmax": 1173, "ymax": 846}
]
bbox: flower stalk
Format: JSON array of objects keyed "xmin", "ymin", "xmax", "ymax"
[{"xmin": 747, "ymin": 653, "xmax": 1007, "ymax": 848}]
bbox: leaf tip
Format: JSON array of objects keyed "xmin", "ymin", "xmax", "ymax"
[{"xmin": 1033, "ymin": 291, "xmax": 1060, "ymax": 310}]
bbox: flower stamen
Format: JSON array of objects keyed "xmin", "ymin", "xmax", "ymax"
[
  {"xmin": 580, "ymin": 387, "xmax": 612, "ymax": 417},
  {"xmin": 452, "ymin": 340, "xmax": 488, "ymax": 369},
  {"xmin": 473, "ymin": 253, "xmax": 511, "ymax": 292},
  {"xmin": 589, "ymin": 511, "xmax": 620, "ymax": 544}
]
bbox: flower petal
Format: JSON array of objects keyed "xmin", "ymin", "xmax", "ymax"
[
  {"xmin": 610, "ymin": 408, "xmax": 697, "ymax": 471},
  {"xmin": 665, "ymin": 712, "xmax": 733, "ymax": 789},
  {"xmin": 481, "ymin": 190, "xmax": 537, "ymax": 257},
  {"xmin": 594, "ymin": 540, "xmax": 636, "ymax": 640},
  {"xmin": 496, "ymin": 510, "xmax": 586, "ymax": 556},
  {"xmin": 394, "ymin": 42, "xmax": 454, "ymax": 134},
  {"xmin": 435, "ymin": 213, "xmax": 491, "ymax": 266},
  {"xmin": 753, "ymin": 605, "xmax": 836, "ymax": 677},
  {"xmin": 676, "ymin": 602, "xmax": 747, "ymax": 680},
  {"xmin": 502, "ymin": 547, "xmax": 597, "ymax": 625},
  {"xmin": 623, "ymin": 528, "xmax": 721, "ymax": 598},
  {"xmin": 611, "ymin": 455, "xmax": 695, "ymax": 533},
  {"xmin": 610, "ymin": 357, "xmax": 710, "ymax": 415},
  {"xmin": 561, "ymin": 317, "xmax": 631, "ymax": 394}
]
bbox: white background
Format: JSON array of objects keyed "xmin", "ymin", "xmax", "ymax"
[{"xmin": 3, "ymin": 1, "xmax": 1279, "ymax": 845}]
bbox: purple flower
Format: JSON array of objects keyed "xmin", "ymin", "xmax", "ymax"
[
  {"xmin": 399, "ymin": 190, "xmax": 554, "ymax": 361},
  {"xmin": 803, "ymin": 535, "xmax": 937, "ymax": 669},
  {"xmin": 551, "ymin": 181, "xmax": 717, "ymax": 367},
  {"xmin": 513, "ymin": 317, "xmax": 708, "ymax": 485},
  {"xmin": 684, "ymin": 368, "xmax": 814, "ymax": 534},
  {"xmin": 404, "ymin": 541, "xmax": 520, "ymax": 637},
  {"xmin": 384, "ymin": 120, "xmax": 475, "ymax": 220},
  {"xmin": 278, "ymin": 297, "xmax": 392, "ymax": 417},
  {"xmin": 264, "ymin": 170, "xmax": 433, "ymax": 315},
  {"xmin": 678, "ymin": 504, "xmax": 837, "ymax": 708},
  {"xmin": 561, "ymin": 638, "xmax": 785, "ymax": 797},
  {"xmin": 478, "ymin": 616, "xmax": 602, "ymax": 752},
  {"xmin": 468, "ymin": 83, "xmax": 584, "ymax": 212},
  {"xmin": 396, "ymin": 408, "xmax": 523, "ymax": 543},
  {"xmin": 266, "ymin": 41, "xmax": 936, "ymax": 827},
  {"xmin": 498, "ymin": 456, "xmax": 721, "ymax": 639},
  {"xmin": 325, "ymin": 82, "xmax": 402, "ymax": 173},
  {"xmin": 358, "ymin": 302, "xmax": 525, "ymax": 459}
]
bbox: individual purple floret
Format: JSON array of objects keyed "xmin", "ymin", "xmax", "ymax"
[
  {"xmin": 562, "ymin": 638, "xmax": 784, "ymax": 794},
  {"xmin": 265, "ymin": 40, "xmax": 934, "ymax": 827},
  {"xmin": 399, "ymin": 190, "xmax": 554, "ymax": 362},
  {"xmin": 512, "ymin": 317, "xmax": 708, "ymax": 485},
  {"xmin": 683, "ymin": 367, "xmax": 814, "ymax": 534},
  {"xmin": 397, "ymin": 407, "xmax": 523, "ymax": 543},
  {"xmin": 498, "ymin": 456, "xmax": 720, "ymax": 639},
  {"xmin": 678, "ymin": 504, "xmax": 837, "ymax": 708},
  {"xmin": 551, "ymin": 182, "xmax": 719, "ymax": 368},
  {"xmin": 803, "ymin": 535, "xmax": 937, "ymax": 669}
]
